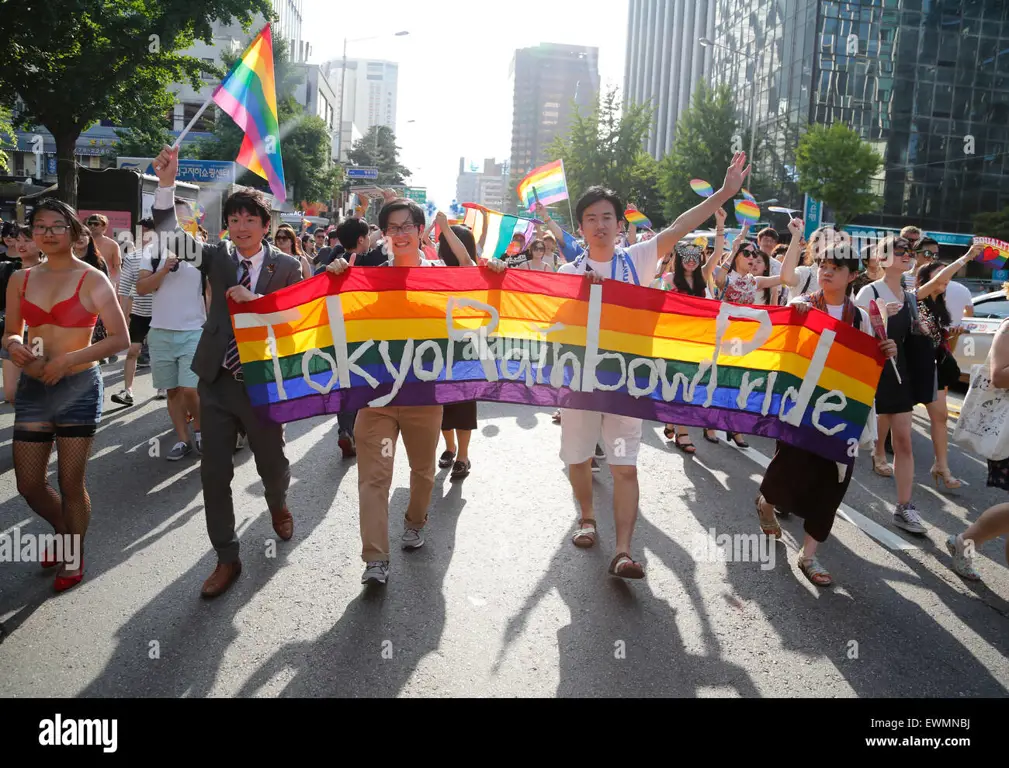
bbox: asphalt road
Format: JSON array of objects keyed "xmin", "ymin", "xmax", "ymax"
[{"xmin": 0, "ymin": 362, "xmax": 1006, "ymax": 698}]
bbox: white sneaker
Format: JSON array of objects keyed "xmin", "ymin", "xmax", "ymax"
[
  {"xmin": 401, "ymin": 528, "xmax": 425, "ymax": 549},
  {"xmin": 156, "ymin": 389, "xmax": 167, "ymax": 400},
  {"xmin": 362, "ymin": 561, "xmax": 390, "ymax": 585},
  {"xmin": 893, "ymin": 503, "xmax": 927, "ymax": 535}
]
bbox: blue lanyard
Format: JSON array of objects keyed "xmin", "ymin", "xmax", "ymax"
[{"xmin": 576, "ymin": 249, "xmax": 640, "ymax": 286}]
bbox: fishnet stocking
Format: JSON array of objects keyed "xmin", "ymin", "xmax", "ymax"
[
  {"xmin": 55, "ymin": 436, "xmax": 95, "ymax": 570},
  {"xmin": 13, "ymin": 438, "xmax": 65, "ymax": 535}
]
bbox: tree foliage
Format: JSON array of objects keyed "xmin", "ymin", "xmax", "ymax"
[
  {"xmin": 346, "ymin": 126, "xmax": 411, "ymax": 187},
  {"xmin": 0, "ymin": 106, "xmax": 14, "ymax": 173},
  {"xmin": 972, "ymin": 206, "xmax": 1009, "ymax": 242},
  {"xmin": 0, "ymin": 0, "xmax": 273, "ymax": 207},
  {"xmin": 795, "ymin": 123, "xmax": 883, "ymax": 228},
  {"xmin": 658, "ymin": 79, "xmax": 749, "ymax": 227},
  {"xmin": 547, "ymin": 87, "xmax": 664, "ymax": 228}
]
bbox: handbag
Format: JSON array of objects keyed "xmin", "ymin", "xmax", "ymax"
[{"xmin": 952, "ymin": 328, "xmax": 1009, "ymax": 461}]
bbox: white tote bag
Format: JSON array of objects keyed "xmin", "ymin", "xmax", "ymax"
[{"xmin": 952, "ymin": 342, "xmax": 1009, "ymax": 461}]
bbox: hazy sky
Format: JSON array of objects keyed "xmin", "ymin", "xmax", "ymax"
[{"xmin": 303, "ymin": 0, "xmax": 629, "ymax": 207}]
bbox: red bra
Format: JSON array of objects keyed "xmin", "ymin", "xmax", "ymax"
[{"xmin": 20, "ymin": 269, "xmax": 99, "ymax": 329}]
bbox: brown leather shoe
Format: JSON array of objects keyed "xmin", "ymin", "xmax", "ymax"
[
  {"xmin": 271, "ymin": 506, "xmax": 294, "ymax": 541},
  {"xmin": 201, "ymin": 560, "xmax": 242, "ymax": 599}
]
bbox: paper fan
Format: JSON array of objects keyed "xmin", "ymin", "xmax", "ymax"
[
  {"xmin": 735, "ymin": 199, "xmax": 760, "ymax": 224},
  {"xmin": 690, "ymin": 179, "xmax": 714, "ymax": 198}
]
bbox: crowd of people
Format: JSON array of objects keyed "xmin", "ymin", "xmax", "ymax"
[{"xmin": 1, "ymin": 146, "xmax": 1007, "ymax": 599}]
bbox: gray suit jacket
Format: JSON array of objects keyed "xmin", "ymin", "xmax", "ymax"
[{"xmin": 152, "ymin": 204, "xmax": 303, "ymax": 384}]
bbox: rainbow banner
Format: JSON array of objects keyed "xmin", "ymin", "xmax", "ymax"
[
  {"xmin": 517, "ymin": 159, "xmax": 569, "ymax": 211},
  {"xmin": 973, "ymin": 236, "xmax": 1009, "ymax": 269},
  {"xmin": 461, "ymin": 203, "xmax": 537, "ymax": 259},
  {"xmin": 212, "ymin": 24, "xmax": 287, "ymax": 202},
  {"xmin": 227, "ymin": 270, "xmax": 886, "ymax": 464}
]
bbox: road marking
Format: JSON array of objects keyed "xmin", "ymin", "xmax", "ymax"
[
  {"xmin": 0, "ymin": 518, "xmax": 34, "ymax": 538},
  {"xmin": 723, "ymin": 440, "xmax": 918, "ymax": 551}
]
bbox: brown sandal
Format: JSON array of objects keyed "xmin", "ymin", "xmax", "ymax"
[
  {"xmin": 572, "ymin": 519, "xmax": 597, "ymax": 548},
  {"xmin": 755, "ymin": 495, "xmax": 782, "ymax": 539},
  {"xmin": 609, "ymin": 552, "xmax": 645, "ymax": 580}
]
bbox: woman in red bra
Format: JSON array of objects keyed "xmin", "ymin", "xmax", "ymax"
[{"xmin": 1, "ymin": 199, "xmax": 129, "ymax": 592}]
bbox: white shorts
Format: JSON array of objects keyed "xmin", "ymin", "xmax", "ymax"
[{"xmin": 559, "ymin": 409, "xmax": 642, "ymax": 466}]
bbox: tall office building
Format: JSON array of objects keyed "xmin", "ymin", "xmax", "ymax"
[
  {"xmin": 508, "ymin": 43, "xmax": 599, "ymax": 208},
  {"xmin": 456, "ymin": 158, "xmax": 508, "ymax": 209},
  {"xmin": 624, "ymin": 0, "xmax": 716, "ymax": 159},
  {"xmin": 708, "ymin": 0, "xmax": 1009, "ymax": 235},
  {"xmin": 322, "ymin": 58, "xmax": 399, "ymax": 162}
]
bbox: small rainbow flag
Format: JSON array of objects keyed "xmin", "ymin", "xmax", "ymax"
[
  {"xmin": 517, "ymin": 159, "xmax": 569, "ymax": 211},
  {"xmin": 625, "ymin": 208, "xmax": 652, "ymax": 229},
  {"xmin": 227, "ymin": 270, "xmax": 886, "ymax": 464},
  {"xmin": 973, "ymin": 236, "xmax": 1009, "ymax": 269},
  {"xmin": 213, "ymin": 24, "xmax": 287, "ymax": 202},
  {"xmin": 462, "ymin": 203, "xmax": 536, "ymax": 259}
]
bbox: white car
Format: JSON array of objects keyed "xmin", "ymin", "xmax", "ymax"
[{"xmin": 952, "ymin": 290, "xmax": 1009, "ymax": 381}]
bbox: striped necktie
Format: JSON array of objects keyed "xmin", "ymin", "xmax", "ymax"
[{"xmin": 223, "ymin": 259, "xmax": 252, "ymax": 380}]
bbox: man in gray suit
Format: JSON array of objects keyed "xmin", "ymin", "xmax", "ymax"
[{"xmin": 151, "ymin": 145, "xmax": 303, "ymax": 598}]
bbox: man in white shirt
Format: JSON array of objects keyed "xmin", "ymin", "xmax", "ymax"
[
  {"xmin": 137, "ymin": 198, "xmax": 207, "ymax": 461},
  {"xmin": 551, "ymin": 152, "xmax": 752, "ymax": 581}
]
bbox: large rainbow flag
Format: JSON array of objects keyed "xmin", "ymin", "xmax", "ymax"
[
  {"xmin": 517, "ymin": 159, "xmax": 569, "ymax": 211},
  {"xmin": 461, "ymin": 203, "xmax": 537, "ymax": 259},
  {"xmin": 227, "ymin": 270, "xmax": 885, "ymax": 464},
  {"xmin": 213, "ymin": 24, "xmax": 287, "ymax": 202}
]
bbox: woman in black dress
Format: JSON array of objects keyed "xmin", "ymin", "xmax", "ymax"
[
  {"xmin": 854, "ymin": 236, "xmax": 936, "ymax": 537},
  {"xmin": 435, "ymin": 212, "xmax": 479, "ymax": 480}
]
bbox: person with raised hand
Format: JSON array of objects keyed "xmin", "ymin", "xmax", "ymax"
[{"xmin": 150, "ymin": 144, "xmax": 303, "ymax": 599}]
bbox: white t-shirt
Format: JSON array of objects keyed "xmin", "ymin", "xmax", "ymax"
[
  {"xmin": 139, "ymin": 246, "xmax": 207, "ymax": 331},
  {"xmin": 557, "ymin": 237, "xmax": 659, "ymax": 286},
  {"xmin": 787, "ymin": 264, "xmax": 820, "ymax": 302},
  {"xmin": 854, "ymin": 279, "xmax": 904, "ymax": 313},
  {"xmin": 944, "ymin": 280, "xmax": 972, "ymax": 324},
  {"xmin": 790, "ymin": 295, "xmax": 872, "ymax": 337}
]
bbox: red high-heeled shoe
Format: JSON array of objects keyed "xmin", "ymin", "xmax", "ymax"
[
  {"xmin": 41, "ymin": 552, "xmax": 62, "ymax": 569},
  {"xmin": 54, "ymin": 563, "xmax": 83, "ymax": 592}
]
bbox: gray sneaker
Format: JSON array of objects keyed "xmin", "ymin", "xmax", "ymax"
[
  {"xmin": 362, "ymin": 561, "xmax": 390, "ymax": 585},
  {"xmin": 893, "ymin": 503, "xmax": 927, "ymax": 535},
  {"xmin": 402, "ymin": 528, "xmax": 425, "ymax": 550},
  {"xmin": 167, "ymin": 441, "xmax": 192, "ymax": 461}
]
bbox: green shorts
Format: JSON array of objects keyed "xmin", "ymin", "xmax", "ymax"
[{"xmin": 148, "ymin": 328, "xmax": 202, "ymax": 390}]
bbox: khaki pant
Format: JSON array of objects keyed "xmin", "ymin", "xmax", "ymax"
[{"xmin": 356, "ymin": 405, "xmax": 443, "ymax": 562}]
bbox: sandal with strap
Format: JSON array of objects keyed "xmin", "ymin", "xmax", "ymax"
[
  {"xmin": 572, "ymin": 519, "xmax": 597, "ymax": 548},
  {"xmin": 798, "ymin": 554, "xmax": 833, "ymax": 587},
  {"xmin": 663, "ymin": 424, "xmax": 677, "ymax": 440},
  {"xmin": 729, "ymin": 432, "xmax": 749, "ymax": 448},
  {"xmin": 755, "ymin": 495, "xmax": 782, "ymax": 539},
  {"xmin": 609, "ymin": 552, "xmax": 645, "ymax": 580},
  {"xmin": 675, "ymin": 434, "xmax": 696, "ymax": 454},
  {"xmin": 702, "ymin": 430, "xmax": 720, "ymax": 444},
  {"xmin": 871, "ymin": 455, "xmax": 894, "ymax": 477}
]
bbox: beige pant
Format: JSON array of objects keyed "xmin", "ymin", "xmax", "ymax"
[{"xmin": 356, "ymin": 405, "xmax": 443, "ymax": 562}]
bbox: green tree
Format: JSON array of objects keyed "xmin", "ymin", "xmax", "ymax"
[
  {"xmin": 113, "ymin": 125, "xmax": 179, "ymax": 159},
  {"xmin": 546, "ymin": 87, "xmax": 664, "ymax": 227},
  {"xmin": 346, "ymin": 126, "xmax": 411, "ymax": 187},
  {"xmin": 973, "ymin": 206, "xmax": 1009, "ymax": 242},
  {"xmin": 185, "ymin": 39, "xmax": 340, "ymax": 203},
  {"xmin": 0, "ymin": 0, "xmax": 273, "ymax": 207},
  {"xmin": 0, "ymin": 106, "xmax": 14, "ymax": 173},
  {"xmin": 658, "ymin": 79, "xmax": 749, "ymax": 227},
  {"xmin": 795, "ymin": 123, "xmax": 883, "ymax": 228}
]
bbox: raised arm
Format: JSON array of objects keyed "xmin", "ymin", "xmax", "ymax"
[
  {"xmin": 760, "ymin": 218, "xmax": 804, "ymax": 289},
  {"xmin": 701, "ymin": 208, "xmax": 727, "ymax": 288},
  {"xmin": 654, "ymin": 151, "xmax": 750, "ymax": 257},
  {"xmin": 435, "ymin": 212, "xmax": 474, "ymax": 267},
  {"xmin": 915, "ymin": 245, "xmax": 977, "ymax": 300},
  {"xmin": 151, "ymin": 145, "xmax": 217, "ymax": 270}
]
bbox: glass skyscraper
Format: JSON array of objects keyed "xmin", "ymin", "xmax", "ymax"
[{"xmin": 708, "ymin": 0, "xmax": 1009, "ymax": 236}]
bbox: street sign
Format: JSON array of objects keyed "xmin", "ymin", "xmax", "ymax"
[
  {"xmin": 47, "ymin": 157, "xmax": 57, "ymax": 175},
  {"xmin": 347, "ymin": 167, "xmax": 379, "ymax": 180},
  {"xmin": 116, "ymin": 157, "xmax": 236, "ymax": 184},
  {"xmin": 403, "ymin": 187, "xmax": 427, "ymax": 204},
  {"xmin": 803, "ymin": 194, "xmax": 823, "ymax": 240}
]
